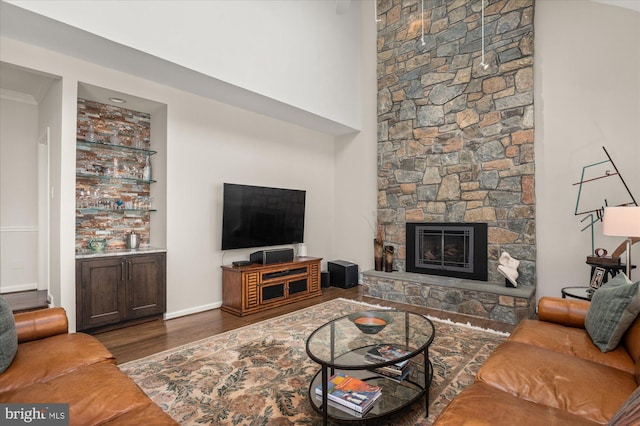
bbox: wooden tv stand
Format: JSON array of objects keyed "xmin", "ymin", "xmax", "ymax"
[{"xmin": 221, "ymin": 257, "xmax": 322, "ymax": 316}]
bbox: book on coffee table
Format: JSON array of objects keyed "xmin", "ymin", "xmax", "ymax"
[
  {"xmin": 365, "ymin": 344, "xmax": 410, "ymax": 365},
  {"xmin": 314, "ymin": 395, "xmax": 366, "ymax": 418},
  {"xmin": 372, "ymin": 365, "xmax": 412, "ymax": 382},
  {"xmin": 314, "ymin": 372, "xmax": 382, "ymax": 414}
]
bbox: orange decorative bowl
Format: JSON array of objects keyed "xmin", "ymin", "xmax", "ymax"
[{"xmin": 348, "ymin": 311, "xmax": 393, "ymax": 334}]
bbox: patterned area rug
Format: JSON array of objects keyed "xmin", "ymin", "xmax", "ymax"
[{"xmin": 120, "ymin": 298, "xmax": 507, "ymax": 425}]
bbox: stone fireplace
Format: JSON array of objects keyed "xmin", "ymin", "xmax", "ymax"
[
  {"xmin": 407, "ymin": 222, "xmax": 487, "ymax": 281},
  {"xmin": 364, "ymin": 0, "xmax": 537, "ymax": 325}
]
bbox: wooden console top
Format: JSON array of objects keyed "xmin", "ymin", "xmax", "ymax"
[{"xmin": 221, "ymin": 257, "xmax": 322, "ymax": 272}]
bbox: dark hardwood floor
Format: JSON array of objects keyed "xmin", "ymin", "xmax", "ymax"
[
  {"xmin": 2, "ymin": 290, "xmax": 49, "ymax": 313},
  {"xmin": 92, "ymin": 286, "xmax": 515, "ymax": 364}
]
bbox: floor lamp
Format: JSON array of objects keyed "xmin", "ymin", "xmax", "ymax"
[{"xmin": 602, "ymin": 206, "xmax": 640, "ymax": 278}]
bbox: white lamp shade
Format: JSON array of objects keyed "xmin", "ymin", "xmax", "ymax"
[{"xmin": 602, "ymin": 206, "xmax": 640, "ymax": 237}]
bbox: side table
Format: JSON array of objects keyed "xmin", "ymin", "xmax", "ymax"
[
  {"xmin": 586, "ymin": 262, "xmax": 635, "ymax": 285},
  {"xmin": 561, "ymin": 286, "xmax": 594, "ymax": 301}
]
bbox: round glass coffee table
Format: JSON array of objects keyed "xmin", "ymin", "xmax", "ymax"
[{"xmin": 306, "ymin": 309, "xmax": 435, "ymax": 424}]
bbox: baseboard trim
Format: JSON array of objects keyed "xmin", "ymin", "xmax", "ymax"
[
  {"xmin": 163, "ymin": 301, "xmax": 222, "ymax": 320},
  {"xmin": 0, "ymin": 283, "xmax": 38, "ymax": 294}
]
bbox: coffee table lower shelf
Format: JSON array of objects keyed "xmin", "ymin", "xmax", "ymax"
[{"xmin": 308, "ymin": 362, "xmax": 433, "ymax": 423}]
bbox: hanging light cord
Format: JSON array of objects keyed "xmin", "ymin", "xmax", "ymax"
[
  {"xmin": 480, "ymin": 0, "xmax": 488, "ymax": 69},
  {"xmin": 421, "ymin": 0, "xmax": 425, "ymax": 45}
]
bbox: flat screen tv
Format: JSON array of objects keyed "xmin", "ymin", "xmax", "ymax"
[{"xmin": 221, "ymin": 183, "xmax": 306, "ymax": 250}]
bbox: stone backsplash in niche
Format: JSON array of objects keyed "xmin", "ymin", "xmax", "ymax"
[{"xmin": 75, "ymin": 99, "xmax": 154, "ymax": 252}]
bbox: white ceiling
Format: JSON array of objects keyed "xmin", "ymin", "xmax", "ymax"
[
  {"xmin": 1, "ymin": 0, "xmax": 637, "ymax": 113},
  {"xmin": 0, "ymin": 61, "xmax": 163, "ymax": 114},
  {"xmin": 78, "ymin": 83, "xmax": 165, "ymax": 115},
  {"xmin": 591, "ymin": 0, "xmax": 640, "ymax": 13},
  {"xmin": 0, "ymin": 62, "xmax": 58, "ymax": 103},
  {"xmin": 0, "ymin": 1, "xmax": 358, "ymax": 136}
]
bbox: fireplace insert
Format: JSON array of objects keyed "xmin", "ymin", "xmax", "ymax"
[{"xmin": 406, "ymin": 222, "xmax": 488, "ymax": 281}]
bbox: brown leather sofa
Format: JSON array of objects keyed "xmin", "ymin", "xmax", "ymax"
[
  {"xmin": 0, "ymin": 307, "xmax": 177, "ymax": 425},
  {"xmin": 434, "ymin": 297, "xmax": 640, "ymax": 425}
]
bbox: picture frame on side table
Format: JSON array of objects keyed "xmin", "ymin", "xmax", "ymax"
[{"xmin": 590, "ymin": 267, "xmax": 606, "ymax": 289}]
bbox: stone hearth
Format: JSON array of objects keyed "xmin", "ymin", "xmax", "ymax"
[{"xmin": 363, "ymin": 269, "xmax": 535, "ymax": 325}]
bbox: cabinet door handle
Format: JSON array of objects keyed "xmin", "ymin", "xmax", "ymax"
[
  {"xmin": 121, "ymin": 261, "xmax": 125, "ymax": 281},
  {"xmin": 128, "ymin": 261, "xmax": 132, "ymax": 280}
]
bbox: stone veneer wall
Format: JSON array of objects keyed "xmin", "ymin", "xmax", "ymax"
[
  {"xmin": 376, "ymin": 0, "xmax": 536, "ymax": 287},
  {"xmin": 76, "ymin": 99, "xmax": 153, "ymax": 251}
]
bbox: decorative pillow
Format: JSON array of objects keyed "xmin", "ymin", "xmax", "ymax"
[
  {"xmin": 0, "ymin": 294, "xmax": 18, "ymax": 373},
  {"xmin": 585, "ymin": 273, "xmax": 640, "ymax": 352},
  {"xmin": 608, "ymin": 385, "xmax": 640, "ymax": 425}
]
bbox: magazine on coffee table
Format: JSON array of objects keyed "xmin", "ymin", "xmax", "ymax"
[{"xmin": 365, "ymin": 344, "xmax": 410, "ymax": 366}]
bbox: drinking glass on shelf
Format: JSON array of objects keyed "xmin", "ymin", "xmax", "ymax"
[
  {"xmin": 110, "ymin": 131, "xmax": 121, "ymax": 145},
  {"xmin": 132, "ymin": 132, "xmax": 143, "ymax": 149},
  {"xmin": 85, "ymin": 123, "xmax": 98, "ymax": 142}
]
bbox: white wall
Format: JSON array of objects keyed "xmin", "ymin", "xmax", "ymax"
[
  {"xmin": 164, "ymin": 93, "xmax": 336, "ymax": 316},
  {"xmin": 333, "ymin": 2, "xmax": 378, "ymax": 273},
  {"xmin": 535, "ymin": 1, "xmax": 640, "ymax": 297},
  {"xmin": 0, "ymin": 94, "xmax": 39, "ymax": 292},
  {"xmin": 4, "ymin": 0, "xmax": 362, "ymax": 132},
  {"xmin": 37, "ymin": 78, "xmax": 63, "ymax": 303},
  {"xmin": 0, "ymin": 37, "xmax": 339, "ymax": 329}
]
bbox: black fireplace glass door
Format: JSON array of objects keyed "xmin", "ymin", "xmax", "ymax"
[
  {"xmin": 417, "ymin": 229, "xmax": 472, "ymax": 271},
  {"xmin": 406, "ymin": 222, "xmax": 488, "ymax": 281}
]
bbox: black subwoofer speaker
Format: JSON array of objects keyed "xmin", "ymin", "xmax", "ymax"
[
  {"xmin": 321, "ymin": 271, "xmax": 330, "ymax": 288},
  {"xmin": 327, "ymin": 260, "xmax": 359, "ymax": 289}
]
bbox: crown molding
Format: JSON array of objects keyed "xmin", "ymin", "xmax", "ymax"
[{"xmin": 0, "ymin": 88, "xmax": 38, "ymax": 105}]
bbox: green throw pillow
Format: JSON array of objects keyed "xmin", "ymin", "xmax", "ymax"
[
  {"xmin": 0, "ymin": 294, "xmax": 18, "ymax": 373},
  {"xmin": 585, "ymin": 273, "xmax": 640, "ymax": 352}
]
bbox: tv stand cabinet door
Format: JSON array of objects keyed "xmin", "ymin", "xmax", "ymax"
[
  {"xmin": 244, "ymin": 272, "xmax": 260, "ymax": 309},
  {"xmin": 260, "ymin": 281, "xmax": 287, "ymax": 304},
  {"xmin": 308, "ymin": 261, "xmax": 320, "ymax": 293}
]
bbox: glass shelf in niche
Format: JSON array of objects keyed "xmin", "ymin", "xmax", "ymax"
[
  {"xmin": 77, "ymin": 140, "xmax": 157, "ymax": 156},
  {"xmin": 76, "ymin": 173, "xmax": 156, "ymax": 185},
  {"xmin": 76, "ymin": 208, "xmax": 158, "ymax": 213}
]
